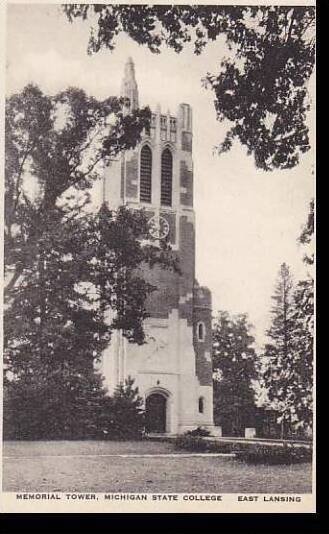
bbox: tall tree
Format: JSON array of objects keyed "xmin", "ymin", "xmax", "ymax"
[
  {"xmin": 263, "ymin": 263, "xmax": 299, "ymax": 436},
  {"xmin": 64, "ymin": 4, "xmax": 315, "ymax": 171},
  {"xmin": 5, "ymin": 84, "xmax": 151, "ymax": 297},
  {"xmin": 290, "ymin": 199, "xmax": 314, "ymax": 431},
  {"xmin": 289, "ymin": 277, "xmax": 313, "ymax": 433},
  {"xmin": 263, "ymin": 200, "xmax": 314, "ymax": 436},
  {"xmin": 4, "ymin": 85, "xmax": 176, "ymax": 438},
  {"xmin": 212, "ymin": 311, "xmax": 259, "ymax": 436}
]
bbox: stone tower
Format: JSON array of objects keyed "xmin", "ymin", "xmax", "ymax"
[
  {"xmin": 101, "ymin": 58, "xmax": 214, "ymax": 434},
  {"xmin": 120, "ymin": 56, "xmax": 139, "ymax": 112}
]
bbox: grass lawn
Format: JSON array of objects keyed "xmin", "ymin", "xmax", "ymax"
[{"xmin": 3, "ymin": 440, "xmax": 312, "ymax": 494}]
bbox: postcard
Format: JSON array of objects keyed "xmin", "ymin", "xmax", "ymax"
[{"xmin": 1, "ymin": 0, "xmax": 315, "ymax": 514}]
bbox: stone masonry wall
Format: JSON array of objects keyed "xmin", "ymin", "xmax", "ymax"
[{"xmin": 193, "ymin": 286, "xmax": 213, "ymax": 387}]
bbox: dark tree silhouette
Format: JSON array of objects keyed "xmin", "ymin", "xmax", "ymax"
[{"xmin": 64, "ymin": 4, "xmax": 315, "ymax": 171}]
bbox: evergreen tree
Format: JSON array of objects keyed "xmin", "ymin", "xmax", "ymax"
[
  {"xmin": 100, "ymin": 377, "xmax": 145, "ymax": 440},
  {"xmin": 263, "ymin": 201, "xmax": 314, "ymax": 435},
  {"xmin": 65, "ymin": 5, "xmax": 315, "ymax": 171},
  {"xmin": 263, "ymin": 263, "xmax": 299, "ymax": 436},
  {"xmin": 212, "ymin": 311, "xmax": 259, "ymax": 436},
  {"xmin": 290, "ymin": 199, "xmax": 314, "ymax": 431},
  {"xmin": 4, "ymin": 85, "xmax": 176, "ymax": 439},
  {"xmin": 290, "ymin": 278, "xmax": 313, "ymax": 432}
]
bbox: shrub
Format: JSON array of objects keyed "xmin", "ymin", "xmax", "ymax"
[
  {"xmin": 186, "ymin": 426, "xmax": 211, "ymax": 437},
  {"xmin": 174, "ymin": 432, "xmax": 233, "ymax": 453},
  {"xmin": 3, "ymin": 372, "xmax": 108, "ymax": 440},
  {"xmin": 4, "ymin": 375, "xmax": 145, "ymax": 441},
  {"xmin": 174, "ymin": 434, "xmax": 210, "ymax": 452},
  {"xmin": 174, "ymin": 432, "xmax": 312, "ymax": 463},
  {"xmin": 233, "ymin": 442, "xmax": 312, "ymax": 464}
]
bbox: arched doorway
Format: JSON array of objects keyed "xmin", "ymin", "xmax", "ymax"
[{"xmin": 145, "ymin": 392, "xmax": 167, "ymax": 433}]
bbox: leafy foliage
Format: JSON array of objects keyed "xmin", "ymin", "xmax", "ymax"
[
  {"xmin": 299, "ymin": 198, "xmax": 314, "ymax": 265},
  {"xmin": 4, "ymin": 85, "xmax": 176, "ymax": 439},
  {"xmin": 64, "ymin": 5, "xmax": 315, "ymax": 171},
  {"xmin": 212, "ymin": 311, "xmax": 259, "ymax": 436},
  {"xmin": 3, "ymin": 370, "xmax": 107, "ymax": 440},
  {"xmin": 4, "ymin": 375, "xmax": 145, "ymax": 440}
]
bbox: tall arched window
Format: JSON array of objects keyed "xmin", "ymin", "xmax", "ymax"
[
  {"xmin": 198, "ymin": 397, "xmax": 204, "ymax": 414},
  {"xmin": 161, "ymin": 148, "xmax": 173, "ymax": 206},
  {"xmin": 140, "ymin": 145, "xmax": 152, "ymax": 203}
]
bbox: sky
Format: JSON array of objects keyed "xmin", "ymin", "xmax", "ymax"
[{"xmin": 5, "ymin": 3, "xmax": 315, "ymax": 348}]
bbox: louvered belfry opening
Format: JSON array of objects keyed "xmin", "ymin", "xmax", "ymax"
[
  {"xmin": 161, "ymin": 148, "xmax": 173, "ymax": 206},
  {"xmin": 140, "ymin": 145, "xmax": 152, "ymax": 203}
]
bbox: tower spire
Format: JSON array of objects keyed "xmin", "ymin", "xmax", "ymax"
[{"xmin": 121, "ymin": 57, "xmax": 139, "ymax": 112}]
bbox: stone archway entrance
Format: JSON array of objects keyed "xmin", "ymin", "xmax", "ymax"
[{"xmin": 145, "ymin": 392, "xmax": 167, "ymax": 433}]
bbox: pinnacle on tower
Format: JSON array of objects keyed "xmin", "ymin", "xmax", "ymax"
[{"xmin": 121, "ymin": 57, "xmax": 139, "ymax": 111}]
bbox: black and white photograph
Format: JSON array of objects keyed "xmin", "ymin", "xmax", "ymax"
[{"xmin": 2, "ymin": 0, "xmax": 315, "ymax": 513}]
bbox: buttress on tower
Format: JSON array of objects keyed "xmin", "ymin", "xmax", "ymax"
[{"xmin": 100, "ymin": 57, "xmax": 214, "ymax": 434}]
